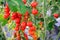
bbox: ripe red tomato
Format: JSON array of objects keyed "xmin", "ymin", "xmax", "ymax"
[
  {"xmin": 21, "ymin": 27, "xmax": 26, "ymax": 31},
  {"xmin": 24, "ymin": 11, "xmax": 29, "ymax": 21},
  {"xmin": 4, "ymin": 3, "xmax": 10, "ymax": 19},
  {"xmin": 4, "ymin": 7, "xmax": 10, "ymax": 12},
  {"xmin": 11, "ymin": 16, "xmax": 15, "ymax": 20},
  {"xmin": 4, "ymin": 3, "xmax": 10, "ymax": 12},
  {"xmin": 16, "ymin": 23, "xmax": 20, "ymax": 27},
  {"xmin": 27, "ymin": 21, "xmax": 33, "ymax": 27},
  {"xmin": 21, "ymin": 22, "xmax": 27, "ymax": 31},
  {"xmin": 15, "ymin": 18, "xmax": 20, "ymax": 24},
  {"xmin": 4, "ymin": 11, "xmax": 10, "ymax": 14},
  {"xmin": 22, "ymin": 0, "xmax": 26, "ymax": 4},
  {"xmin": 18, "ymin": 13, "xmax": 22, "ymax": 19},
  {"xmin": 32, "ymin": 8, "xmax": 38, "ymax": 15},
  {"xmin": 12, "ymin": 12, "xmax": 17, "ymax": 17},
  {"xmin": 21, "ymin": 22, "xmax": 27, "ymax": 27},
  {"xmin": 11, "ymin": 12, "xmax": 18, "ymax": 20},
  {"xmin": 53, "ymin": 13, "xmax": 59, "ymax": 18},
  {"xmin": 31, "ymin": 2, "xmax": 38, "ymax": 8},
  {"xmin": 4, "ymin": 13, "xmax": 10, "ymax": 19},
  {"xmin": 30, "ymin": 26, "xmax": 36, "ymax": 31}
]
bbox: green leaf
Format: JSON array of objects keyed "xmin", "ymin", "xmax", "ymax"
[
  {"xmin": 8, "ymin": 21, "xmax": 15, "ymax": 30},
  {"xmin": 16, "ymin": 0, "xmax": 27, "ymax": 14},
  {"xmin": 7, "ymin": 0, "xmax": 27, "ymax": 14},
  {"xmin": 40, "ymin": 18, "xmax": 44, "ymax": 21},
  {"xmin": 7, "ymin": 0, "xmax": 18, "ymax": 12},
  {"xmin": 47, "ymin": 20, "xmax": 55, "ymax": 31},
  {"xmin": 0, "ymin": 14, "xmax": 7, "ymax": 26},
  {"xmin": 19, "ymin": 5, "xmax": 27, "ymax": 14},
  {"xmin": 52, "ymin": 5, "xmax": 59, "ymax": 13},
  {"xmin": 2, "ymin": 20, "xmax": 7, "ymax": 26},
  {"xmin": 0, "ymin": 14, "xmax": 4, "ymax": 22}
]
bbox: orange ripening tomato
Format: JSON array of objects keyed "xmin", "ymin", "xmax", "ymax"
[
  {"xmin": 31, "ymin": 33, "xmax": 38, "ymax": 40},
  {"xmin": 30, "ymin": 26, "xmax": 36, "ymax": 31},
  {"xmin": 17, "ymin": 33, "xmax": 21, "ymax": 40},
  {"xmin": 15, "ymin": 26, "xmax": 19, "ymax": 31},
  {"xmin": 29, "ymin": 30, "xmax": 35, "ymax": 35},
  {"xmin": 39, "ymin": 21, "xmax": 43, "ymax": 28}
]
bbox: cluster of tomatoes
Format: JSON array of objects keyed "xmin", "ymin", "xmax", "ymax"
[
  {"xmin": 3, "ymin": 0, "xmax": 60, "ymax": 40},
  {"xmin": 31, "ymin": 1, "xmax": 38, "ymax": 15},
  {"xmin": 4, "ymin": 3, "xmax": 10, "ymax": 19},
  {"xmin": 4, "ymin": 0, "xmax": 59, "ymax": 40},
  {"xmin": 3, "ymin": 0, "xmax": 39, "ymax": 40},
  {"xmin": 22, "ymin": 0, "xmax": 38, "ymax": 15},
  {"xmin": 11, "ymin": 12, "xmax": 22, "ymax": 31}
]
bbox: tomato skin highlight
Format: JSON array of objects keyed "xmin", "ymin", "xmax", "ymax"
[{"xmin": 27, "ymin": 21, "xmax": 33, "ymax": 27}]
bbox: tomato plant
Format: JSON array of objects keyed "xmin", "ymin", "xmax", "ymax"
[{"xmin": 0, "ymin": 0, "xmax": 60, "ymax": 40}]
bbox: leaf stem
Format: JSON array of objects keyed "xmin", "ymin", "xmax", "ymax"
[{"xmin": 42, "ymin": 0, "xmax": 47, "ymax": 40}]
